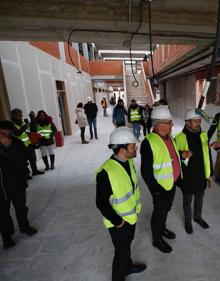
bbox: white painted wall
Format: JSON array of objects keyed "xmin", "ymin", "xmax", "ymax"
[{"xmin": 0, "ymin": 41, "xmax": 93, "ymax": 134}]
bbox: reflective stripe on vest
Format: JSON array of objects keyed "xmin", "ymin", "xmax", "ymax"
[
  {"xmin": 217, "ymin": 120, "xmax": 220, "ymax": 143},
  {"xmin": 36, "ymin": 123, "xmax": 52, "ymax": 139},
  {"xmin": 146, "ymin": 133, "xmax": 180, "ymax": 190},
  {"xmin": 96, "ymin": 158, "xmax": 141, "ymax": 228},
  {"xmin": 175, "ymin": 131, "xmax": 210, "ymax": 179},
  {"xmin": 130, "ymin": 108, "xmax": 141, "ymax": 122},
  {"xmin": 13, "ymin": 121, "xmax": 31, "ymax": 147}
]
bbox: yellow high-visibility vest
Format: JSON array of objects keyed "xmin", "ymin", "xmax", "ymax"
[
  {"xmin": 130, "ymin": 108, "xmax": 141, "ymax": 122},
  {"xmin": 36, "ymin": 123, "xmax": 52, "ymax": 139},
  {"xmin": 13, "ymin": 121, "xmax": 31, "ymax": 147},
  {"xmin": 175, "ymin": 131, "xmax": 210, "ymax": 179},
  {"xmin": 146, "ymin": 133, "xmax": 181, "ymax": 190},
  {"xmin": 97, "ymin": 158, "xmax": 141, "ymax": 228}
]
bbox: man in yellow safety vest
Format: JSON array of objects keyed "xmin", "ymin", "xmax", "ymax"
[
  {"xmin": 96, "ymin": 127, "xmax": 146, "ymax": 281},
  {"xmin": 176, "ymin": 108, "xmax": 213, "ymax": 234},
  {"xmin": 140, "ymin": 105, "xmax": 181, "ymax": 253},
  {"xmin": 11, "ymin": 108, "xmax": 44, "ymax": 178}
]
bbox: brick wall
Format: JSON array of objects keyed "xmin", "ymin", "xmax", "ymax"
[
  {"xmin": 64, "ymin": 42, "xmax": 80, "ymax": 69},
  {"xmin": 80, "ymin": 55, "xmax": 90, "ymax": 74},
  {"xmin": 146, "ymin": 45, "xmax": 196, "ymax": 76},
  {"xmin": 30, "ymin": 42, "xmax": 60, "ymax": 59},
  {"xmin": 30, "ymin": 42, "xmax": 124, "ymax": 76},
  {"xmin": 90, "ymin": 61, "xmax": 123, "ymax": 75}
]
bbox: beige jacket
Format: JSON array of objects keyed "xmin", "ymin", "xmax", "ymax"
[{"xmin": 75, "ymin": 108, "xmax": 88, "ymax": 128}]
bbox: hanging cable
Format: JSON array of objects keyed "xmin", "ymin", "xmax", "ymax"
[
  {"xmin": 197, "ymin": 0, "xmax": 220, "ymax": 109},
  {"xmin": 67, "ymin": 29, "xmax": 82, "ymax": 74},
  {"xmin": 144, "ymin": 0, "xmax": 159, "ymax": 92},
  {"xmin": 128, "ymin": 0, "xmax": 143, "ymax": 87}
]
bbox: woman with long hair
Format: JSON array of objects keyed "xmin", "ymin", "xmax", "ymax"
[
  {"xmin": 36, "ymin": 110, "xmax": 57, "ymax": 170},
  {"xmin": 75, "ymin": 103, "xmax": 89, "ymax": 144}
]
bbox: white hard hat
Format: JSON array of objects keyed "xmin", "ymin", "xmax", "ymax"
[
  {"xmin": 109, "ymin": 127, "xmax": 137, "ymax": 145},
  {"xmin": 103, "ymin": 96, "xmax": 106, "ymax": 98},
  {"xmin": 87, "ymin": 96, "xmax": 92, "ymax": 101},
  {"xmin": 137, "ymin": 101, "xmax": 142, "ymax": 105},
  {"xmin": 184, "ymin": 108, "xmax": 201, "ymax": 120},
  {"xmin": 151, "ymin": 105, "xmax": 172, "ymax": 120}
]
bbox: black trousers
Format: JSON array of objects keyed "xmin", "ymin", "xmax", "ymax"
[
  {"xmin": 26, "ymin": 146, "xmax": 38, "ymax": 174},
  {"xmin": 0, "ymin": 190, "xmax": 29, "ymax": 237},
  {"xmin": 108, "ymin": 222, "xmax": 136, "ymax": 281},
  {"xmin": 151, "ymin": 187, "xmax": 176, "ymax": 242},
  {"xmin": 182, "ymin": 190, "xmax": 205, "ymax": 221},
  {"xmin": 80, "ymin": 127, "xmax": 85, "ymax": 141}
]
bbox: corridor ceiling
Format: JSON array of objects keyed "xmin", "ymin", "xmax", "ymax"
[{"xmin": 0, "ymin": 0, "xmax": 218, "ymax": 47}]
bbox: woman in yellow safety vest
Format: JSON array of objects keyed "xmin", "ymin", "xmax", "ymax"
[{"xmin": 36, "ymin": 110, "xmax": 57, "ymax": 171}]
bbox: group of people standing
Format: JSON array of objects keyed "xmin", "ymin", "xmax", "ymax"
[
  {"xmin": 0, "ymin": 108, "xmax": 57, "ymax": 249},
  {"xmin": 112, "ymin": 98, "xmax": 152, "ymax": 140},
  {"xmin": 75, "ymin": 96, "xmax": 98, "ymax": 144},
  {"xmin": 96, "ymin": 104, "xmax": 217, "ymax": 281}
]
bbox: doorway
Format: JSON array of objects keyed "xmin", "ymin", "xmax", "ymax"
[
  {"xmin": 56, "ymin": 80, "xmax": 72, "ymax": 135},
  {"xmin": 0, "ymin": 59, "xmax": 10, "ymax": 120}
]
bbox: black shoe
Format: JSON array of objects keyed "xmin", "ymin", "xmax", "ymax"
[
  {"xmin": 125, "ymin": 263, "xmax": 147, "ymax": 276},
  {"xmin": 162, "ymin": 228, "xmax": 176, "ymax": 239},
  {"xmin": 32, "ymin": 170, "xmax": 45, "ymax": 176},
  {"xmin": 27, "ymin": 175, "xmax": 32, "ymax": 180},
  {"xmin": 194, "ymin": 218, "xmax": 209, "ymax": 229},
  {"xmin": 185, "ymin": 221, "xmax": 193, "ymax": 234},
  {"xmin": 20, "ymin": 226, "xmax": 38, "ymax": 236},
  {"xmin": 90, "ymin": 136, "xmax": 93, "ymax": 140},
  {"xmin": 153, "ymin": 238, "xmax": 172, "ymax": 253},
  {"xmin": 50, "ymin": 165, "xmax": 55, "ymax": 170},
  {"xmin": 95, "ymin": 136, "xmax": 98, "ymax": 139},
  {"xmin": 3, "ymin": 237, "xmax": 15, "ymax": 250}
]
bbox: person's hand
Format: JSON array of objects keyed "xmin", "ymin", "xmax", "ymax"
[
  {"xmin": 29, "ymin": 111, "xmax": 36, "ymax": 118},
  {"xmin": 207, "ymin": 177, "xmax": 213, "ymax": 188},
  {"xmin": 209, "ymin": 142, "xmax": 220, "ymax": 149},
  {"xmin": 182, "ymin": 151, "xmax": 193, "ymax": 159},
  {"xmin": 116, "ymin": 219, "xmax": 125, "ymax": 228}
]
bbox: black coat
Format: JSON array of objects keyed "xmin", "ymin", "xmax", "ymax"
[
  {"xmin": 0, "ymin": 138, "xmax": 28, "ymax": 200},
  {"xmin": 84, "ymin": 102, "xmax": 98, "ymax": 119},
  {"xmin": 178, "ymin": 126, "xmax": 213, "ymax": 194}
]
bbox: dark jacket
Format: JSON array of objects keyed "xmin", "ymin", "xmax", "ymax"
[
  {"xmin": 0, "ymin": 138, "xmax": 28, "ymax": 200},
  {"xmin": 112, "ymin": 105, "xmax": 127, "ymax": 125},
  {"xmin": 84, "ymin": 102, "xmax": 98, "ymax": 119},
  {"xmin": 177, "ymin": 126, "xmax": 213, "ymax": 194}
]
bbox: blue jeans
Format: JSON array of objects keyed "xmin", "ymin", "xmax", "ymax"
[
  {"xmin": 132, "ymin": 123, "xmax": 141, "ymax": 139},
  {"xmin": 87, "ymin": 118, "xmax": 97, "ymax": 138}
]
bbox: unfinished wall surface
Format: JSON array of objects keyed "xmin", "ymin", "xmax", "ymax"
[
  {"xmin": 0, "ymin": 41, "xmax": 93, "ymax": 134},
  {"xmin": 166, "ymin": 75, "xmax": 197, "ymax": 119}
]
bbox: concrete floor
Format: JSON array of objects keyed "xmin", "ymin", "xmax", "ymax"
[{"xmin": 1, "ymin": 112, "xmax": 220, "ymax": 281}]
